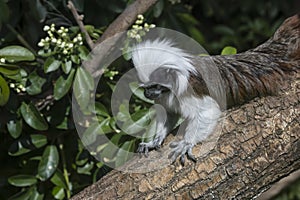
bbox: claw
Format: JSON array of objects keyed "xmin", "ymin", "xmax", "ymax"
[
  {"xmin": 169, "ymin": 140, "xmax": 196, "ymax": 165},
  {"xmin": 144, "ymin": 146, "xmax": 149, "ymax": 157},
  {"xmin": 137, "ymin": 137, "xmax": 162, "ymax": 157},
  {"xmin": 187, "ymin": 148, "xmax": 197, "ymax": 162},
  {"xmin": 180, "ymin": 154, "xmax": 185, "ymax": 166}
]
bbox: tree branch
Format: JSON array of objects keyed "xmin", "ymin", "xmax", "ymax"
[
  {"xmin": 71, "ymin": 14, "xmax": 300, "ymax": 200},
  {"xmin": 95, "ymin": 0, "xmax": 158, "ymax": 45},
  {"xmin": 67, "ymin": 1, "xmax": 95, "ymax": 49}
]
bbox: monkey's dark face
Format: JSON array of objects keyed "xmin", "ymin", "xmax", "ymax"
[
  {"xmin": 142, "ymin": 84, "xmax": 169, "ymax": 100},
  {"xmin": 139, "ymin": 68, "xmax": 177, "ymax": 100}
]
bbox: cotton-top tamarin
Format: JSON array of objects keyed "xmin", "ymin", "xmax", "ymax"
[{"xmin": 131, "ymin": 39, "xmax": 293, "ymax": 165}]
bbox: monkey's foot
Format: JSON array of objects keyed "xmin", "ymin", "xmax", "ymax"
[
  {"xmin": 137, "ymin": 136, "xmax": 163, "ymax": 157},
  {"xmin": 168, "ymin": 140, "xmax": 197, "ymax": 165}
]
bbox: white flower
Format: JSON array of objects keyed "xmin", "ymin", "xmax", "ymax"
[
  {"xmin": 137, "ymin": 14, "xmax": 144, "ymax": 20},
  {"xmin": 43, "ymin": 25, "xmax": 50, "ymax": 31},
  {"xmin": 47, "ymin": 31, "xmax": 53, "ymax": 37},
  {"xmin": 135, "ymin": 35, "xmax": 141, "ymax": 40},
  {"xmin": 57, "ymin": 39, "xmax": 62, "ymax": 45},
  {"xmin": 77, "ymin": 35, "xmax": 82, "ymax": 41},
  {"xmin": 60, "ymin": 41, "xmax": 66, "ymax": 48},
  {"xmin": 68, "ymin": 43, "xmax": 74, "ymax": 48},
  {"xmin": 51, "ymin": 38, "xmax": 57, "ymax": 43},
  {"xmin": 135, "ymin": 20, "xmax": 143, "ymax": 25},
  {"xmin": 38, "ymin": 41, "xmax": 44, "ymax": 47},
  {"xmin": 132, "ymin": 25, "xmax": 139, "ymax": 29},
  {"xmin": 0, "ymin": 58, "xmax": 6, "ymax": 63},
  {"xmin": 63, "ymin": 49, "xmax": 68, "ymax": 54},
  {"xmin": 149, "ymin": 24, "xmax": 156, "ymax": 28},
  {"xmin": 10, "ymin": 83, "xmax": 15, "ymax": 88}
]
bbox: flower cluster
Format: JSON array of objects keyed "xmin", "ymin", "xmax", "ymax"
[
  {"xmin": 127, "ymin": 14, "xmax": 156, "ymax": 42},
  {"xmin": 38, "ymin": 24, "xmax": 83, "ymax": 56},
  {"xmin": 9, "ymin": 82, "xmax": 26, "ymax": 93}
]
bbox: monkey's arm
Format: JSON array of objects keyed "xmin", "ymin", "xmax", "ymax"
[{"xmin": 137, "ymin": 108, "xmax": 179, "ymax": 155}]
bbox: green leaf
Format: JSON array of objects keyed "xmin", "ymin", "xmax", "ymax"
[
  {"xmin": 29, "ymin": 186, "xmax": 44, "ymax": 200},
  {"xmin": 7, "ymin": 119, "xmax": 22, "ymax": 139},
  {"xmin": 188, "ymin": 26, "xmax": 205, "ymax": 45},
  {"xmin": 71, "ymin": 55, "xmax": 80, "ymax": 64},
  {"xmin": 52, "ymin": 186, "xmax": 65, "ymax": 200},
  {"xmin": 8, "ymin": 175, "xmax": 37, "ymax": 187},
  {"xmin": 8, "ymin": 188, "xmax": 33, "ymax": 200},
  {"xmin": 78, "ymin": 46, "xmax": 90, "ymax": 60},
  {"xmin": 35, "ymin": 0, "xmax": 47, "ymax": 22},
  {"xmin": 0, "ymin": 65, "xmax": 20, "ymax": 76},
  {"xmin": 77, "ymin": 67, "xmax": 94, "ymax": 90},
  {"xmin": 26, "ymin": 71, "xmax": 46, "ymax": 95},
  {"xmin": 0, "ymin": 45, "xmax": 35, "ymax": 62},
  {"xmin": 95, "ymin": 102, "xmax": 110, "ymax": 117},
  {"xmin": 73, "ymin": 67, "xmax": 94, "ymax": 110},
  {"xmin": 54, "ymin": 69, "xmax": 75, "ymax": 100},
  {"xmin": 20, "ymin": 102, "xmax": 48, "ymax": 130},
  {"xmin": 115, "ymin": 140, "xmax": 135, "ymax": 167},
  {"xmin": 62, "ymin": 60, "xmax": 72, "ymax": 74},
  {"xmin": 0, "ymin": 74, "xmax": 10, "ymax": 106},
  {"xmin": 221, "ymin": 46, "xmax": 237, "ymax": 55},
  {"xmin": 37, "ymin": 145, "xmax": 59, "ymax": 181},
  {"xmin": 121, "ymin": 109, "xmax": 155, "ymax": 135},
  {"xmin": 8, "ymin": 134, "xmax": 47, "ymax": 156},
  {"xmin": 50, "ymin": 170, "xmax": 67, "ymax": 189},
  {"xmin": 116, "ymin": 103, "xmax": 130, "ymax": 122},
  {"xmin": 31, "ymin": 134, "xmax": 48, "ymax": 148},
  {"xmin": 44, "ymin": 57, "xmax": 61, "ymax": 73},
  {"xmin": 153, "ymin": 0, "xmax": 164, "ymax": 18},
  {"xmin": 101, "ymin": 143, "xmax": 118, "ymax": 163},
  {"xmin": 82, "ymin": 119, "xmax": 112, "ymax": 146},
  {"xmin": 177, "ymin": 13, "xmax": 199, "ymax": 25},
  {"xmin": 77, "ymin": 161, "xmax": 94, "ymax": 175}
]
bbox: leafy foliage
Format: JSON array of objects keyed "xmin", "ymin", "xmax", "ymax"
[{"xmin": 0, "ymin": 0, "xmax": 297, "ymax": 199}]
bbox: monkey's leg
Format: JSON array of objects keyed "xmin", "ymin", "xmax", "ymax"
[{"xmin": 169, "ymin": 97, "xmax": 221, "ymax": 165}]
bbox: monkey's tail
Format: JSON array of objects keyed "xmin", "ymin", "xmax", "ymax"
[{"xmin": 212, "ymin": 14, "xmax": 300, "ymax": 108}]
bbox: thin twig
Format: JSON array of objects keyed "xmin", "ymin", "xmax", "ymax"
[
  {"xmin": 6, "ymin": 24, "xmax": 37, "ymax": 55},
  {"xmin": 67, "ymin": 1, "xmax": 95, "ymax": 49},
  {"xmin": 44, "ymin": 1, "xmax": 73, "ymax": 25}
]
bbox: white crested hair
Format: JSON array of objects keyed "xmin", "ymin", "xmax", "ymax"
[{"xmin": 131, "ymin": 39, "xmax": 196, "ymax": 96}]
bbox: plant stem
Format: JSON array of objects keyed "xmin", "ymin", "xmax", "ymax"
[
  {"xmin": 58, "ymin": 139, "xmax": 72, "ymax": 199},
  {"xmin": 6, "ymin": 24, "xmax": 37, "ymax": 56}
]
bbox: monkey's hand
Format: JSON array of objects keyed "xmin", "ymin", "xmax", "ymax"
[
  {"xmin": 168, "ymin": 140, "xmax": 197, "ymax": 165},
  {"xmin": 137, "ymin": 136, "xmax": 164, "ymax": 157}
]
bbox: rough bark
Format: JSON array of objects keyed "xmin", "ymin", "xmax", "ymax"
[{"xmin": 71, "ymin": 14, "xmax": 300, "ymax": 200}]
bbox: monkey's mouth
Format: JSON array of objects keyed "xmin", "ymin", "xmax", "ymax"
[{"xmin": 142, "ymin": 84, "xmax": 169, "ymax": 100}]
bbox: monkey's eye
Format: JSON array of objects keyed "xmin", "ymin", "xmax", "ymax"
[{"xmin": 144, "ymin": 84, "xmax": 164, "ymax": 91}]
